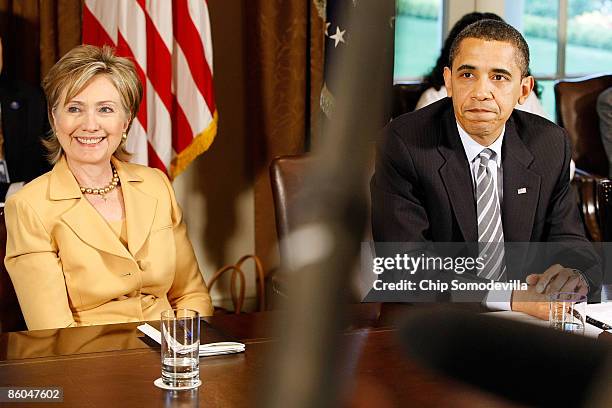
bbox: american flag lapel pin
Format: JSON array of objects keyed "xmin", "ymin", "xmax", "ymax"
[{"xmin": 517, "ymin": 187, "xmax": 527, "ymax": 195}]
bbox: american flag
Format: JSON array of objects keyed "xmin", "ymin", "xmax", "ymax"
[
  {"xmin": 82, "ymin": 0, "xmax": 217, "ymax": 179},
  {"xmin": 320, "ymin": 0, "xmax": 394, "ymax": 127}
]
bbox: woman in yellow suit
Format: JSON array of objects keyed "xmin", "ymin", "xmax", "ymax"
[{"xmin": 5, "ymin": 45, "xmax": 213, "ymax": 330}]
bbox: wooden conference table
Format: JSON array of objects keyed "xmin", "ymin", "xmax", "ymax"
[{"xmin": 0, "ymin": 304, "xmax": 523, "ymax": 407}]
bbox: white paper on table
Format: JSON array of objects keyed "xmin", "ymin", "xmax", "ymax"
[
  {"xmin": 137, "ymin": 323, "xmax": 246, "ymax": 357},
  {"xmin": 585, "ymin": 303, "xmax": 612, "ymax": 327},
  {"xmin": 487, "ymin": 304, "xmax": 611, "ymax": 338}
]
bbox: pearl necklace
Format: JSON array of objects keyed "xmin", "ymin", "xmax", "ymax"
[{"xmin": 79, "ymin": 165, "xmax": 120, "ymax": 200}]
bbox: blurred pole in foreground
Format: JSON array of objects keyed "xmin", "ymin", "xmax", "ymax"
[{"xmin": 257, "ymin": 1, "xmax": 395, "ymax": 407}]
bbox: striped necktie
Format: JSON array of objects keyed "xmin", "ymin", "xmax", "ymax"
[{"xmin": 475, "ymin": 148, "xmax": 506, "ymax": 281}]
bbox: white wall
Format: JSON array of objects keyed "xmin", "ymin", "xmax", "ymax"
[{"xmin": 444, "ymin": 0, "xmax": 507, "ymax": 37}]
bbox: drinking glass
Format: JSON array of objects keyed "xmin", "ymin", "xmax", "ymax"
[
  {"xmin": 160, "ymin": 309, "xmax": 200, "ymax": 388},
  {"xmin": 549, "ymin": 292, "xmax": 587, "ymax": 335}
]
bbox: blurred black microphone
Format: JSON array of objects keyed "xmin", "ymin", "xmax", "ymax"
[{"xmin": 399, "ymin": 308, "xmax": 611, "ymax": 407}]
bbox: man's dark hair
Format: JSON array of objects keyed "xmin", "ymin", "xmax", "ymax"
[
  {"xmin": 423, "ymin": 12, "xmax": 502, "ymax": 91},
  {"xmin": 448, "ymin": 19, "xmax": 531, "ymax": 78}
]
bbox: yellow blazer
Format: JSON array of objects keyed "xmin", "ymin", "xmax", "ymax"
[{"xmin": 5, "ymin": 157, "xmax": 213, "ymax": 330}]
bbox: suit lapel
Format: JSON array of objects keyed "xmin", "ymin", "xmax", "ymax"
[
  {"xmin": 113, "ymin": 159, "xmax": 157, "ymax": 256},
  {"xmin": 501, "ymin": 117, "xmax": 540, "ymax": 242},
  {"xmin": 61, "ymin": 200, "xmax": 133, "ymax": 259},
  {"xmin": 51, "ymin": 158, "xmax": 133, "ymax": 259},
  {"xmin": 438, "ymin": 109, "xmax": 478, "ymax": 242}
]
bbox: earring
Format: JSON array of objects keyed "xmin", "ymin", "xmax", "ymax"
[{"xmin": 122, "ymin": 132, "xmax": 127, "ymax": 141}]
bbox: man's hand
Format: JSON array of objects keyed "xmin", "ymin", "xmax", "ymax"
[
  {"xmin": 511, "ymin": 277, "xmax": 550, "ymax": 320},
  {"xmin": 511, "ymin": 265, "xmax": 588, "ymax": 320},
  {"xmin": 530, "ymin": 264, "xmax": 589, "ymax": 297}
]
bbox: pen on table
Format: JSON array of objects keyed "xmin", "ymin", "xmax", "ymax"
[
  {"xmin": 571, "ymin": 309, "xmax": 612, "ymax": 331},
  {"xmin": 585, "ymin": 315, "xmax": 612, "ymax": 331}
]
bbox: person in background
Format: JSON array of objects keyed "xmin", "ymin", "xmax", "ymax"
[
  {"xmin": 416, "ymin": 12, "xmax": 547, "ymax": 119},
  {"xmin": 0, "ymin": 36, "xmax": 51, "ymax": 201},
  {"xmin": 4, "ymin": 45, "xmax": 213, "ymax": 330},
  {"xmin": 597, "ymin": 86, "xmax": 612, "ymax": 177}
]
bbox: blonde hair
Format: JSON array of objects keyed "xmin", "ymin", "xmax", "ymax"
[{"xmin": 42, "ymin": 45, "xmax": 143, "ymax": 164}]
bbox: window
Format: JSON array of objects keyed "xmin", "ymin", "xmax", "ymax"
[
  {"xmin": 521, "ymin": 0, "xmax": 612, "ymax": 119},
  {"xmin": 564, "ymin": 0, "xmax": 612, "ymax": 76},
  {"xmin": 394, "ymin": 0, "xmax": 443, "ymax": 81}
]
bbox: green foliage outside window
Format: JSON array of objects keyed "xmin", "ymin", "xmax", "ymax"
[
  {"xmin": 396, "ymin": 0, "xmax": 439, "ymax": 19},
  {"xmin": 526, "ymin": 0, "xmax": 610, "ymax": 18},
  {"xmin": 524, "ymin": 15, "xmax": 612, "ymax": 50}
]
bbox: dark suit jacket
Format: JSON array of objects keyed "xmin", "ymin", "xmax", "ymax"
[
  {"xmin": 371, "ymin": 98, "xmax": 600, "ymax": 287},
  {"xmin": 0, "ymin": 73, "xmax": 51, "ymax": 200}
]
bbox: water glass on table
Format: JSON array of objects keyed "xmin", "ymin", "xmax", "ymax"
[
  {"xmin": 549, "ymin": 292, "xmax": 587, "ymax": 335},
  {"xmin": 160, "ymin": 309, "xmax": 201, "ymax": 388}
]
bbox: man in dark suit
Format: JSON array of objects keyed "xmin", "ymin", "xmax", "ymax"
[
  {"xmin": 0, "ymin": 36, "xmax": 51, "ymax": 201},
  {"xmin": 371, "ymin": 20, "xmax": 598, "ymax": 318}
]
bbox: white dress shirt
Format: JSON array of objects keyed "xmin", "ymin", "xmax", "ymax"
[{"xmin": 456, "ymin": 122, "xmax": 504, "ymax": 203}]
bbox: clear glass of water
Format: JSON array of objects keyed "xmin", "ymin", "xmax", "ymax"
[
  {"xmin": 161, "ymin": 309, "xmax": 200, "ymax": 388},
  {"xmin": 549, "ymin": 292, "xmax": 587, "ymax": 335}
]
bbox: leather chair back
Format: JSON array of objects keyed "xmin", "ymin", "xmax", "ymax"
[
  {"xmin": 270, "ymin": 153, "xmax": 374, "ymax": 270},
  {"xmin": 597, "ymin": 179, "xmax": 612, "ymax": 299},
  {"xmin": 0, "ymin": 211, "xmax": 26, "ymax": 332},
  {"xmin": 392, "ymin": 82, "xmax": 429, "ymax": 118},
  {"xmin": 598, "ymin": 179, "xmax": 612, "ymax": 242},
  {"xmin": 572, "ymin": 171, "xmax": 603, "ymax": 242},
  {"xmin": 269, "ymin": 155, "xmax": 313, "ymax": 255},
  {"xmin": 555, "ymin": 74, "xmax": 612, "ymax": 176}
]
